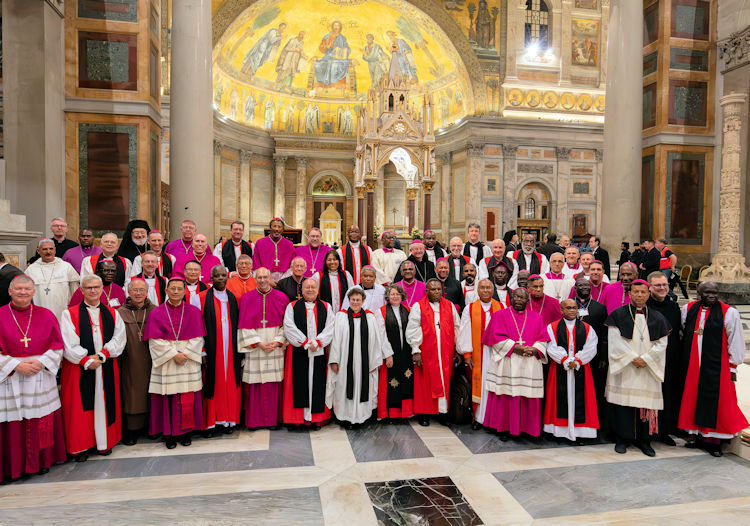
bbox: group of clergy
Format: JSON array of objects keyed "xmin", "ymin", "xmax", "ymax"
[{"xmin": 1, "ymin": 217, "xmax": 747, "ymax": 483}]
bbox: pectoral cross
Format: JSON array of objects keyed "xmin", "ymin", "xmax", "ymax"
[
  {"xmin": 44, "ymin": 287, "xmax": 51, "ymax": 295},
  {"xmin": 273, "ymin": 257, "xmax": 280, "ymax": 266},
  {"xmin": 696, "ymin": 328, "xmax": 704, "ymax": 335},
  {"xmin": 199, "ymin": 274, "xmax": 204, "ymax": 282},
  {"xmin": 517, "ymin": 339, "xmax": 525, "ymax": 346},
  {"xmin": 260, "ymin": 319, "xmax": 268, "ymax": 328},
  {"xmin": 20, "ymin": 336, "xmax": 31, "ymax": 348}
]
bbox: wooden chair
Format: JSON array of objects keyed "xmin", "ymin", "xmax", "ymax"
[
  {"xmin": 690, "ymin": 265, "xmax": 709, "ymax": 289},
  {"xmin": 679, "ymin": 265, "xmax": 692, "ymax": 286}
]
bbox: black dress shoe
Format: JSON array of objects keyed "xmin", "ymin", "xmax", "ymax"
[
  {"xmin": 38, "ymin": 468, "xmax": 50, "ymax": 475},
  {"xmin": 499, "ymin": 432, "xmax": 509, "ymax": 442},
  {"xmin": 706, "ymin": 443, "xmax": 724, "ymax": 457},
  {"xmin": 418, "ymin": 417, "xmax": 430, "ymax": 427},
  {"xmin": 99, "ymin": 449, "xmax": 113, "ymax": 456},
  {"xmin": 614, "ymin": 441, "xmax": 627, "ymax": 454},
  {"xmin": 471, "ymin": 421, "xmax": 482, "ymax": 431},
  {"xmin": 660, "ymin": 435, "xmax": 676, "ymax": 447},
  {"xmin": 74, "ymin": 453, "xmax": 89, "ymax": 462},
  {"xmin": 221, "ymin": 426, "xmax": 234, "ymax": 435},
  {"xmin": 165, "ymin": 438, "xmax": 177, "ymax": 449},
  {"xmin": 123, "ymin": 436, "xmax": 137, "ymax": 446},
  {"xmin": 437, "ymin": 415, "xmax": 449, "ymax": 427},
  {"xmin": 180, "ymin": 436, "xmax": 192, "ymax": 447},
  {"xmin": 202, "ymin": 429, "xmax": 215, "ymax": 439},
  {"xmin": 636, "ymin": 441, "xmax": 655, "ymax": 457}
]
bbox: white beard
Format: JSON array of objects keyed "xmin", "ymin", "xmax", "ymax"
[{"xmin": 133, "ymin": 238, "xmax": 148, "ymax": 246}]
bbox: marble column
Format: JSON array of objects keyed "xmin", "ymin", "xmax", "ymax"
[
  {"xmin": 3, "ymin": 0, "xmax": 65, "ymax": 237},
  {"xmin": 274, "ymin": 156, "xmax": 287, "ymax": 220},
  {"xmin": 239, "ymin": 150, "xmax": 252, "ymax": 229},
  {"xmin": 502, "ymin": 145, "xmax": 518, "ymax": 235},
  {"xmin": 440, "ymin": 154, "xmax": 451, "ymax": 236},
  {"xmin": 170, "ymin": 0, "xmax": 214, "ymax": 239},
  {"xmin": 600, "ymin": 0, "xmax": 643, "ymax": 254},
  {"xmin": 406, "ymin": 188, "xmax": 417, "ymax": 233},
  {"xmin": 295, "ymin": 158, "xmax": 307, "ymax": 228},
  {"xmin": 213, "ymin": 140, "xmax": 223, "ymax": 236},
  {"xmin": 356, "ymin": 186, "xmax": 366, "ymax": 232},
  {"xmin": 467, "ymin": 143, "xmax": 484, "ymax": 227},
  {"xmin": 555, "ymin": 147, "xmax": 571, "ymax": 235},
  {"xmin": 559, "ymin": 0, "xmax": 573, "ymax": 85},
  {"xmin": 594, "ymin": 149, "xmax": 603, "ymax": 234},
  {"xmin": 365, "ymin": 179, "xmax": 377, "ymax": 249},
  {"xmin": 701, "ymin": 93, "xmax": 750, "ymax": 285},
  {"xmin": 422, "ymin": 181, "xmax": 434, "ymax": 230}
]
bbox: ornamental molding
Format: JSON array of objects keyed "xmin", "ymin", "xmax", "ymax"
[{"xmin": 718, "ymin": 25, "xmax": 750, "ymax": 73}]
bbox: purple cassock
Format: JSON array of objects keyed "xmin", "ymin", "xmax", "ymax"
[
  {"xmin": 164, "ymin": 238, "xmax": 194, "ymax": 259},
  {"xmin": 397, "ymin": 279, "xmax": 426, "ymax": 307},
  {"xmin": 0, "ymin": 304, "xmax": 68, "ymax": 480},
  {"xmin": 528, "ymin": 294, "xmax": 562, "ymax": 326},
  {"xmin": 295, "ymin": 245, "xmax": 331, "ymax": 278},
  {"xmin": 253, "ymin": 236, "xmax": 295, "ymax": 276},
  {"xmin": 172, "ymin": 253, "xmax": 223, "ymax": 284},
  {"xmin": 238, "ymin": 288, "xmax": 289, "ymax": 428},
  {"xmin": 568, "ymin": 281, "xmax": 609, "ymax": 302},
  {"xmin": 481, "ymin": 307, "xmax": 550, "ymax": 436},
  {"xmin": 62, "ymin": 245, "xmax": 102, "ymax": 274},
  {"xmin": 143, "ymin": 301, "xmax": 206, "ymax": 437},
  {"xmin": 600, "ymin": 281, "xmax": 631, "ymax": 314}
]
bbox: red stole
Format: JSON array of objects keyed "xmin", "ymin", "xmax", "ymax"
[{"xmin": 418, "ymin": 297, "xmax": 455, "ymax": 399}]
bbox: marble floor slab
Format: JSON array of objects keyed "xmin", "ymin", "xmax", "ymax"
[
  {"xmin": 25, "ymin": 429, "xmax": 313, "ymax": 483},
  {"xmin": 0, "ymin": 487, "xmax": 323, "ymax": 525},
  {"xmin": 494, "ymin": 454, "xmax": 750, "ymax": 519},
  {"xmin": 449, "ymin": 423, "xmax": 608, "ymax": 455},
  {"xmin": 365, "ymin": 476, "xmax": 482, "ymax": 526},
  {"xmin": 346, "ymin": 420, "xmax": 433, "ymax": 462}
]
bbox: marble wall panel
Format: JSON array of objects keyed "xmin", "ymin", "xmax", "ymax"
[
  {"xmin": 78, "ymin": 31, "xmax": 137, "ymax": 90},
  {"xmin": 251, "ymin": 167, "xmax": 273, "ymax": 225},
  {"xmin": 643, "ymin": 51, "xmax": 659, "ymax": 76},
  {"xmin": 666, "ymin": 152, "xmax": 705, "ymax": 244},
  {"xmin": 669, "ymin": 80, "xmax": 708, "ymax": 126},
  {"xmin": 644, "ymin": 2, "xmax": 659, "ymax": 46},
  {"xmin": 221, "ymin": 161, "xmax": 238, "ymax": 223},
  {"xmin": 78, "ymin": 0, "xmax": 138, "ymax": 23},
  {"xmin": 641, "ymin": 154, "xmax": 655, "ymax": 240},
  {"xmin": 669, "ymin": 48, "xmax": 709, "ymax": 72},
  {"xmin": 671, "ymin": 0, "xmax": 711, "ymax": 40},
  {"xmin": 643, "ymin": 83, "xmax": 657, "ymax": 129},
  {"xmin": 452, "ymin": 165, "xmax": 466, "ymax": 224}
]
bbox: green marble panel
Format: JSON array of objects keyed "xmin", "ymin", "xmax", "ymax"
[
  {"xmin": 86, "ymin": 40, "xmax": 130, "ymax": 83},
  {"xmin": 78, "ymin": 0, "xmax": 137, "ymax": 23},
  {"xmin": 669, "ymin": 48, "xmax": 709, "ymax": 71}
]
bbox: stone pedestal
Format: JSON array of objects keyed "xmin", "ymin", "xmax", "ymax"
[
  {"xmin": 3, "ymin": 0, "xmax": 65, "ymax": 238},
  {"xmin": 0, "ymin": 199, "xmax": 42, "ymax": 267},
  {"xmin": 170, "ymin": 0, "xmax": 214, "ymax": 238},
  {"xmin": 701, "ymin": 93, "xmax": 750, "ymax": 302},
  {"xmin": 600, "ymin": 0, "xmax": 643, "ymax": 255}
]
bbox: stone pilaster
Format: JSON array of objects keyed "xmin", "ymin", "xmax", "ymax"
[
  {"xmin": 239, "ymin": 150, "xmax": 252, "ymax": 230},
  {"xmin": 701, "ymin": 93, "xmax": 750, "ymax": 284},
  {"xmin": 555, "ymin": 147, "xmax": 572, "ymax": 235},
  {"xmin": 170, "ymin": 0, "xmax": 214, "ymax": 239},
  {"xmin": 274, "ymin": 156, "xmax": 287, "ymax": 220},
  {"xmin": 213, "ymin": 140, "xmax": 223, "ymax": 235},
  {"xmin": 502, "ymin": 145, "xmax": 518, "ymax": 234},
  {"xmin": 295, "ymin": 158, "xmax": 307, "ymax": 228},
  {"xmin": 440, "ymin": 153, "xmax": 451, "ymax": 236},
  {"xmin": 467, "ymin": 143, "xmax": 484, "ymax": 227}
]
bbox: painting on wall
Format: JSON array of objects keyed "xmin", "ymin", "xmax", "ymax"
[
  {"xmin": 571, "ymin": 19, "xmax": 599, "ymax": 68},
  {"xmin": 312, "ymin": 176, "xmax": 346, "ymax": 196},
  {"xmin": 440, "ymin": 0, "xmax": 501, "ymax": 52},
  {"xmin": 575, "ymin": 0, "xmax": 598, "ymax": 9}
]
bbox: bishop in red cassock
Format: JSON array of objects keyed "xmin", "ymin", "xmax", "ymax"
[
  {"xmin": 60, "ymin": 274, "xmax": 126, "ymax": 459},
  {"xmin": 253, "ymin": 219, "xmax": 295, "ymax": 282},
  {"xmin": 0, "ymin": 276, "xmax": 67, "ymax": 480},
  {"xmin": 199, "ymin": 266, "xmax": 242, "ymax": 433},
  {"xmin": 405, "ymin": 279, "xmax": 460, "ymax": 426}
]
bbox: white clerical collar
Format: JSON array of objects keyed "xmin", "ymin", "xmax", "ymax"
[
  {"xmin": 564, "ymin": 318, "xmax": 576, "ymax": 327},
  {"xmin": 430, "ymin": 301, "xmax": 440, "ymax": 306},
  {"xmin": 187, "ymin": 283, "xmax": 198, "ymax": 289},
  {"xmin": 350, "ymin": 241, "xmax": 360, "ymax": 247},
  {"xmin": 85, "ymin": 302, "xmax": 100, "ymax": 309},
  {"xmin": 305, "ymin": 301, "xmax": 316, "ymax": 308},
  {"xmin": 39, "ymin": 258, "xmax": 59, "ymax": 265},
  {"xmin": 144, "ymin": 275, "xmax": 156, "ymax": 280},
  {"xmin": 497, "ymin": 284, "xmax": 507, "ymax": 290},
  {"xmin": 480, "ymin": 300, "xmax": 492, "ymax": 309},
  {"xmin": 214, "ymin": 289, "xmax": 228, "ymax": 300}
]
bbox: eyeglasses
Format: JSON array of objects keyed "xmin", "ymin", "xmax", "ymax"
[{"xmin": 651, "ymin": 284, "xmax": 668, "ymax": 288}]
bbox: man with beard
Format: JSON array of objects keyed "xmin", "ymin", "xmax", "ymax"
[
  {"xmin": 63, "ymin": 228, "xmax": 102, "ymax": 274},
  {"xmin": 371, "ymin": 231, "xmax": 406, "ymax": 285},
  {"xmin": 510, "ymin": 233, "xmax": 549, "ymax": 276},
  {"xmin": 394, "ymin": 260, "xmax": 426, "ymax": 307},
  {"xmin": 393, "ymin": 240, "xmax": 435, "ymax": 283},
  {"xmin": 572, "ymin": 277, "xmax": 609, "ymax": 432},
  {"xmin": 117, "ymin": 220, "xmax": 151, "ymax": 262},
  {"xmin": 543, "ymin": 253, "xmax": 575, "ymax": 302},
  {"xmin": 118, "ymin": 278, "xmax": 157, "ymax": 445},
  {"xmin": 423, "ymin": 230, "xmax": 446, "ymax": 264},
  {"xmin": 336, "ymin": 224, "xmax": 371, "ymax": 286},
  {"xmin": 133, "ymin": 230, "xmax": 176, "ymax": 278},
  {"xmin": 678, "ymin": 282, "xmax": 748, "ymax": 457},
  {"xmin": 446, "ymin": 237, "xmax": 472, "ymax": 282},
  {"xmin": 405, "ymin": 279, "xmax": 461, "ymax": 426},
  {"xmin": 435, "ymin": 259, "xmax": 464, "ymax": 312},
  {"xmin": 462, "ymin": 263, "xmax": 478, "ymax": 304},
  {"xmin": 254, "ymin": 219, "xmax": 295, "ymax": 283},
  {"xmin": 601, "ymin": 262, "xmax": 637, "ymax": 314},
  {"xmin": 646, "ymin": 271, "xmax": 683, "ymax": 446},
  {"xmin": 276, "ymin": 257, "xmax": 307, "ymax": 302}
]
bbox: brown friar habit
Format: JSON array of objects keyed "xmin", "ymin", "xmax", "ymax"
[{"xmin": 118, "ymin": 298, "xmax": 156, "ymax": 431}]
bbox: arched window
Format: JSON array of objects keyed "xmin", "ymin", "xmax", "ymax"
[
  {"xmin": 388, "ymin": 94, "xmax": 394, "ymax": 111},
  {"xmin": 525, "ymin": 197, "xmax": 536, "ymax": 219},
  {"xmin": 525, "ymin": 0, "xmax": 550, "ymax": 49}
]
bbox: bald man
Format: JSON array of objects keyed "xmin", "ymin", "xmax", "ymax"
[
  {"xmin": 173, "ymin": 234, "xmax": 222, "ymax": 284},
  {"xmin": 80, "ymin": 232, "xmax": 132, "ymax": 289},
  {"xmin": 477, "ymin": 239, "xmax": 519, "ymax": 286}
]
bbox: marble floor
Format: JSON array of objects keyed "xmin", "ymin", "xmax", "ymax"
[
  {"xmin": 1, "ymin": 295, "xmax": 748, "ymax": 525},
  {"xmin": 2, "ymin": 413, "xmax": 750, "ymax": 525}
]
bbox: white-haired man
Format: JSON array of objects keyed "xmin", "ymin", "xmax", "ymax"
[
  {"xmin": 26, "ymin": 238, "xmax": 80, "ymax": 320},
  {"xmin": 80, "ymin": 232, "xmax": 132, "ymax": 289}
]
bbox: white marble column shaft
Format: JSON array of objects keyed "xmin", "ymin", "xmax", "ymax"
[
  {"xmin": 600, "ymin": 0, "xmax": 643, "ymax": 253},
  {"xmin": 295, "ymin": 158, "xmax": 307, "ymax": 228},
  {"xmin": 274, "ymin": 156, "xmax": 287, "ymax": 219},
  {"xmin": 170, "ymin": 0, "xmax": 214, "ymax": 239},
  {"xmin": 467, "ymin": 144, "xmax": 484, "ymax": 227}
]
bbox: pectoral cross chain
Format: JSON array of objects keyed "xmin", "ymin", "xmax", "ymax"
[
  {"xmin": 274, "ymin": 257, "xmax": 280, "ymax": 266},
  {"xmin": 260, "ymin": 319, "xmax": 268, "ymax": 328}
]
